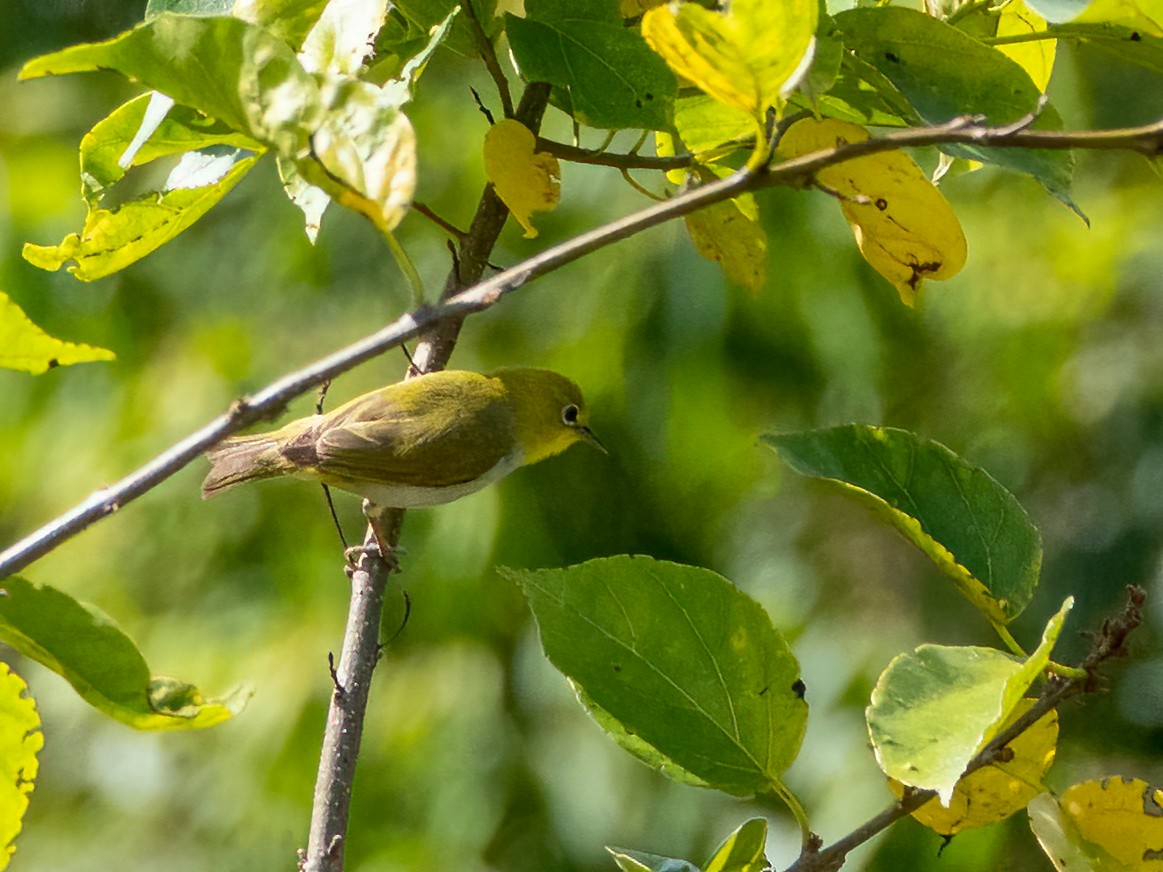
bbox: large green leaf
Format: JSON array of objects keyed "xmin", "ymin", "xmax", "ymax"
[
  {"xmin": 0, "ymin": 577, "xmax": 249, "ymax": 731},
  {"xmin": 20, "ymin": 13, "xmax": 324, "ymax": 156},
  {"xmin": 834, "ymin": 7, "xmax": 1082, "ymax": 218},
  {"xmin": 0, "ymin": 663, "xmax": 40, "ymax": 872},
  {"xmin": 1055, "ymin": 21, "xmax": 1163, "ymax": 75},
  {"xmin": 763, "ymin": 425, "xmax": 1042, "ymax": 624},
  {"xmin": 867, "ymin": 599, "xmax": 1071, "ymax": 805},
  {"xmin": 503, "ymin": 556, "xmax": 808, "ymax": 797},
  {"xmin": 507, "ymin": 0, "xmax": 676, "ymax": 130},
  {"xmin": 0, "ymin": 291, "xmax": 114, "ymax": 374}
]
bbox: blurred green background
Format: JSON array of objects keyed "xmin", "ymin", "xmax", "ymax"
[{"xmin": 2, "ymin": 3, "xmax": 1162, "ymax": 871}]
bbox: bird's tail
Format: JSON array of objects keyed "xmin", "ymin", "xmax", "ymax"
[{"xmin": 202, "ymin": 435, "xmax": 297, "ymax": 498}]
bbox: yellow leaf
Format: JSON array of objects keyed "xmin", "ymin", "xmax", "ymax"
[
  {"xmin": 1076, "ymin": 0, "xmax": 1163, "ymax": 36},
  {"xmin": 777, "ymin": 118, "xmax": 967, "ymax": 306},
  {"xmin": 890, "ymin": 701, "xmax": 1058, "ymax": 835},
  {"xmin": 642, "ymin": 0, "xmax": 817, "ymax": 120},
  {"xmin": 0, "ymin": 290, "xmax": 115, "ymax": 374},
  {"xmin": 1058, "ymin": 777, "xmax": 1163, "ymax": 869},
  {"xmin": 685, "ymin": 195, "xmax": 767, "ymax": 293},
  {"xmin": 483, "ymin": 119, "xmax": 560, "ymax": 239},
  {"xmin": 997, "ymin": 0, "xmax": 1056, "ymax": 93},
  {"xmin": 0, "ymin": 663, "xmax": 41, "ymax": 871}
]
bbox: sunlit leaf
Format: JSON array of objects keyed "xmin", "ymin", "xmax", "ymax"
[
  {"xmin": 299, "ymin": 0, "xmax": 388, "ymax": 75},
  {"xmin": 703, "ymin": 818, "xmax": 768, "ymax": 872},
  {"xmin": 503, "ymin": 555, "xmax": 809, "ymax": 797},
  {"xmin": 835, "ymin": 7, "xmax": 1082, "ymax": 218},
  {"xmin": 233, "ymin": 0, "xmax": 331, "ymax": 49},
  {"xmin": 0, "ymin": 663, "xmax": 41, "ymax": 872},
  {"xmin": 672, "ymin": 93, "xmax": 754, "ymax": 158},
  {"xmin": 684, "ymin": 194, "xmax": 767, "ymax": 293},
  {"xmin": 867, "ymin": 599, "xmax": 1071, "ymax": 805},
  {"xmin": 483, "ymin": 118, "xmax": 560, "ymax": 239},
  {"xmin": 777, "ymin": 118, "xmax": 966, "ymax": 304},
  {"xmin": 20, "ymin": 14, "xmax": 324, "ymax": 156},
  {"xmin": 891, "ymin": 700, "xmax": 1058, "ymax": 834},
  {"xmin": 642, "ymin": 0, "xmax": 817, "ymax": 120},
  {"xmin": 763, "ymin": 425, "xmax": 1040, "ymax": 622},
  {"xmin": 78, "ymin": 93, "xmax": 264, "ymax": 205},
  {"xmin": 0, "ymin": 291, "xmax": 114, "ymax": 374},
  {"xmin": 507, "ymin": 0, "xmax": 676, "ymax": 130},
  {"xmin": 0, "ymin": 577, "xmax": 250, "ymax": 731},
  {"xmin": 23, "ymin": 153, "xmax": 260, "ymax": 281},
  {"xmin": 997, "ymin": 0, "xmax": 1057, "ymax": 92},
  {"xmin": 607, "ymin": 848, "xmax": 698, "ymax": 872},
  {"xmin": 1030, "ymin": 777, "xmax": 1163, "ymax": 870}
]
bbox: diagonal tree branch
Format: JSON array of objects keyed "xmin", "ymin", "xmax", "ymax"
[{"xmin": 2, "ymin": 115, "xmax": 1162, "ymax": 581}]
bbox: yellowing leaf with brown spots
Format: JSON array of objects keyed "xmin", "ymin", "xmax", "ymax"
[
  {"xmin": 1030, "ymin": 777, "xmax": 1163, "ymax": 870},
  {"xmin": 685, "ymin": 194, "xmax": 767, "ymax": 293},
  {"xmin": 777, "ymin": 118, "xmax": 967, "ymax": 305},
  {"xmin": 890, "ymin": 700, "xmax": 1058, "ymax": 835},
  {"xmin": 642, "ymin": 0, "xmax": 817, "ymax": 120},
  {"xmin": 483, "ymin": 119, "xmax": 561, "ymax": 239}
]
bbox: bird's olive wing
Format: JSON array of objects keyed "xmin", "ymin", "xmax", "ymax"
[{"xmin": 313, "ymin": 388, "xmax": 516, "ymax": 487}]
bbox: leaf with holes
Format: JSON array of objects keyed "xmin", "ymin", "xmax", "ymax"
[{"xmin": 777, "ymin": 118, "xmax": 966, "ymax": 305}]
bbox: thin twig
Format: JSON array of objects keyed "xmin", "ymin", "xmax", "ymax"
[
  {"xmin": 463, "ymin": 0, "xmax": 513, "ymax": 119},
  {"xmin": 783, "ymin": 585, "xmax": 1145, "ymax": 872},
  {"xmin": 536, "ymin": 136, "xmax": 696, "ymax": 170},
  {"xmin": 3, "ymin": 115, "xmax": 1162, "ymax": 581}
]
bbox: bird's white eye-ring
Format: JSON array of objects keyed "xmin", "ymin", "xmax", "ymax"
[{"xmin": 561, "ymin": 403, "xmax": 580, "ymax": 425}]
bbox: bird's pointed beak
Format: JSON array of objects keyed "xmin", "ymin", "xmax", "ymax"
[{"xmin": 578, "ymin": 426, "xmax": 608, "ymax": 455}]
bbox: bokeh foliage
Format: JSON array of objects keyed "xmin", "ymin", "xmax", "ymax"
[{"xmin": 1, "ymin": 1, "xmax": 1162, "ymax": 871}]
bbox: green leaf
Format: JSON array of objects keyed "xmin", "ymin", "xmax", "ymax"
[
  {"xmin": 0, "ymin": 577, "xmax": 250, "ymax": 730},
  {"xmin": 607, "ymin": 848, "xmax": 699, "ymax": 872},
  {"xmin": 1055, "ymin": 22, "xmax": 1163, "ymax": 76},
  {"xmin": 0, "ymin": 291, "xmax": 115, "ymax": 374},
  {"xmin": 866, "ymin": 598, "xmax": 1071, "ymax": 805},
  {"xmin": 703, "ymin": 818, "xmax": 768, "ymax": 872},
  {"xmin": 79, "ymin": 93, "xmax": 264, "ymax": 205},
  {"xmin": 234, "ymin": 0, "xmax": 331, "ymax": 50},
  {"xmin": 672, "ymin": 94, "xmax": 754, "ymax": 157},
  {"xmin": 0, "ymin": 663, "xmax": 41, "ymax": 872},
  {"xmin": 23, "ymin": 152, "xmax": 260, "ymax": 281},
  {"xmin": 503, "ymin": 555, "xmax": 808, "ymax": 797},
  {"xmin": 20, "ymin": 14, "xmax": 324, "ymax": 156},
  {"xmin": 834, "ymin": 7, "xmax": 1083, "ymax": 218},
  {"xmin": 506, "ymin": 0, "xmax": 676, "ymax": 130},
  {"xmin": 763, "ymin": 425, "xmax": 1042, "ymax": 624}
]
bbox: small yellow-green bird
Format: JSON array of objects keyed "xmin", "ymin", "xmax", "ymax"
[{"xmin": 202, "ymin": 368, "xmax": 603, "ymax": 507}]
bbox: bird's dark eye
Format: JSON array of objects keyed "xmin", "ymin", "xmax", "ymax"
[{"xmin": 561, "ymin": 404, "xmax": 580, "ymax": 425}]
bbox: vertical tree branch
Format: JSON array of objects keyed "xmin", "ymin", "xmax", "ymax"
[{"xmin": 300, "ymin": 81, "xmax": 554, "ymax": 872}]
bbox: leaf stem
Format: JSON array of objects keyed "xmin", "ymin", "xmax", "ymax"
[
  {"xmin": 384, "ymin": 230, "xmax": 425, "ymax": 305},
  {"xmin": 990, "ymin": 618, "xmax": 1028, "ymax": 658},
  {"xmin": 768, "ymin": 780, "xmax": 814, "ymax": 849}
]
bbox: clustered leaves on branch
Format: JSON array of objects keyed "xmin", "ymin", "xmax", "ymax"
[{"xmin": 2, "ymin": 0, "xmax": 1162, "ymax": 870}]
